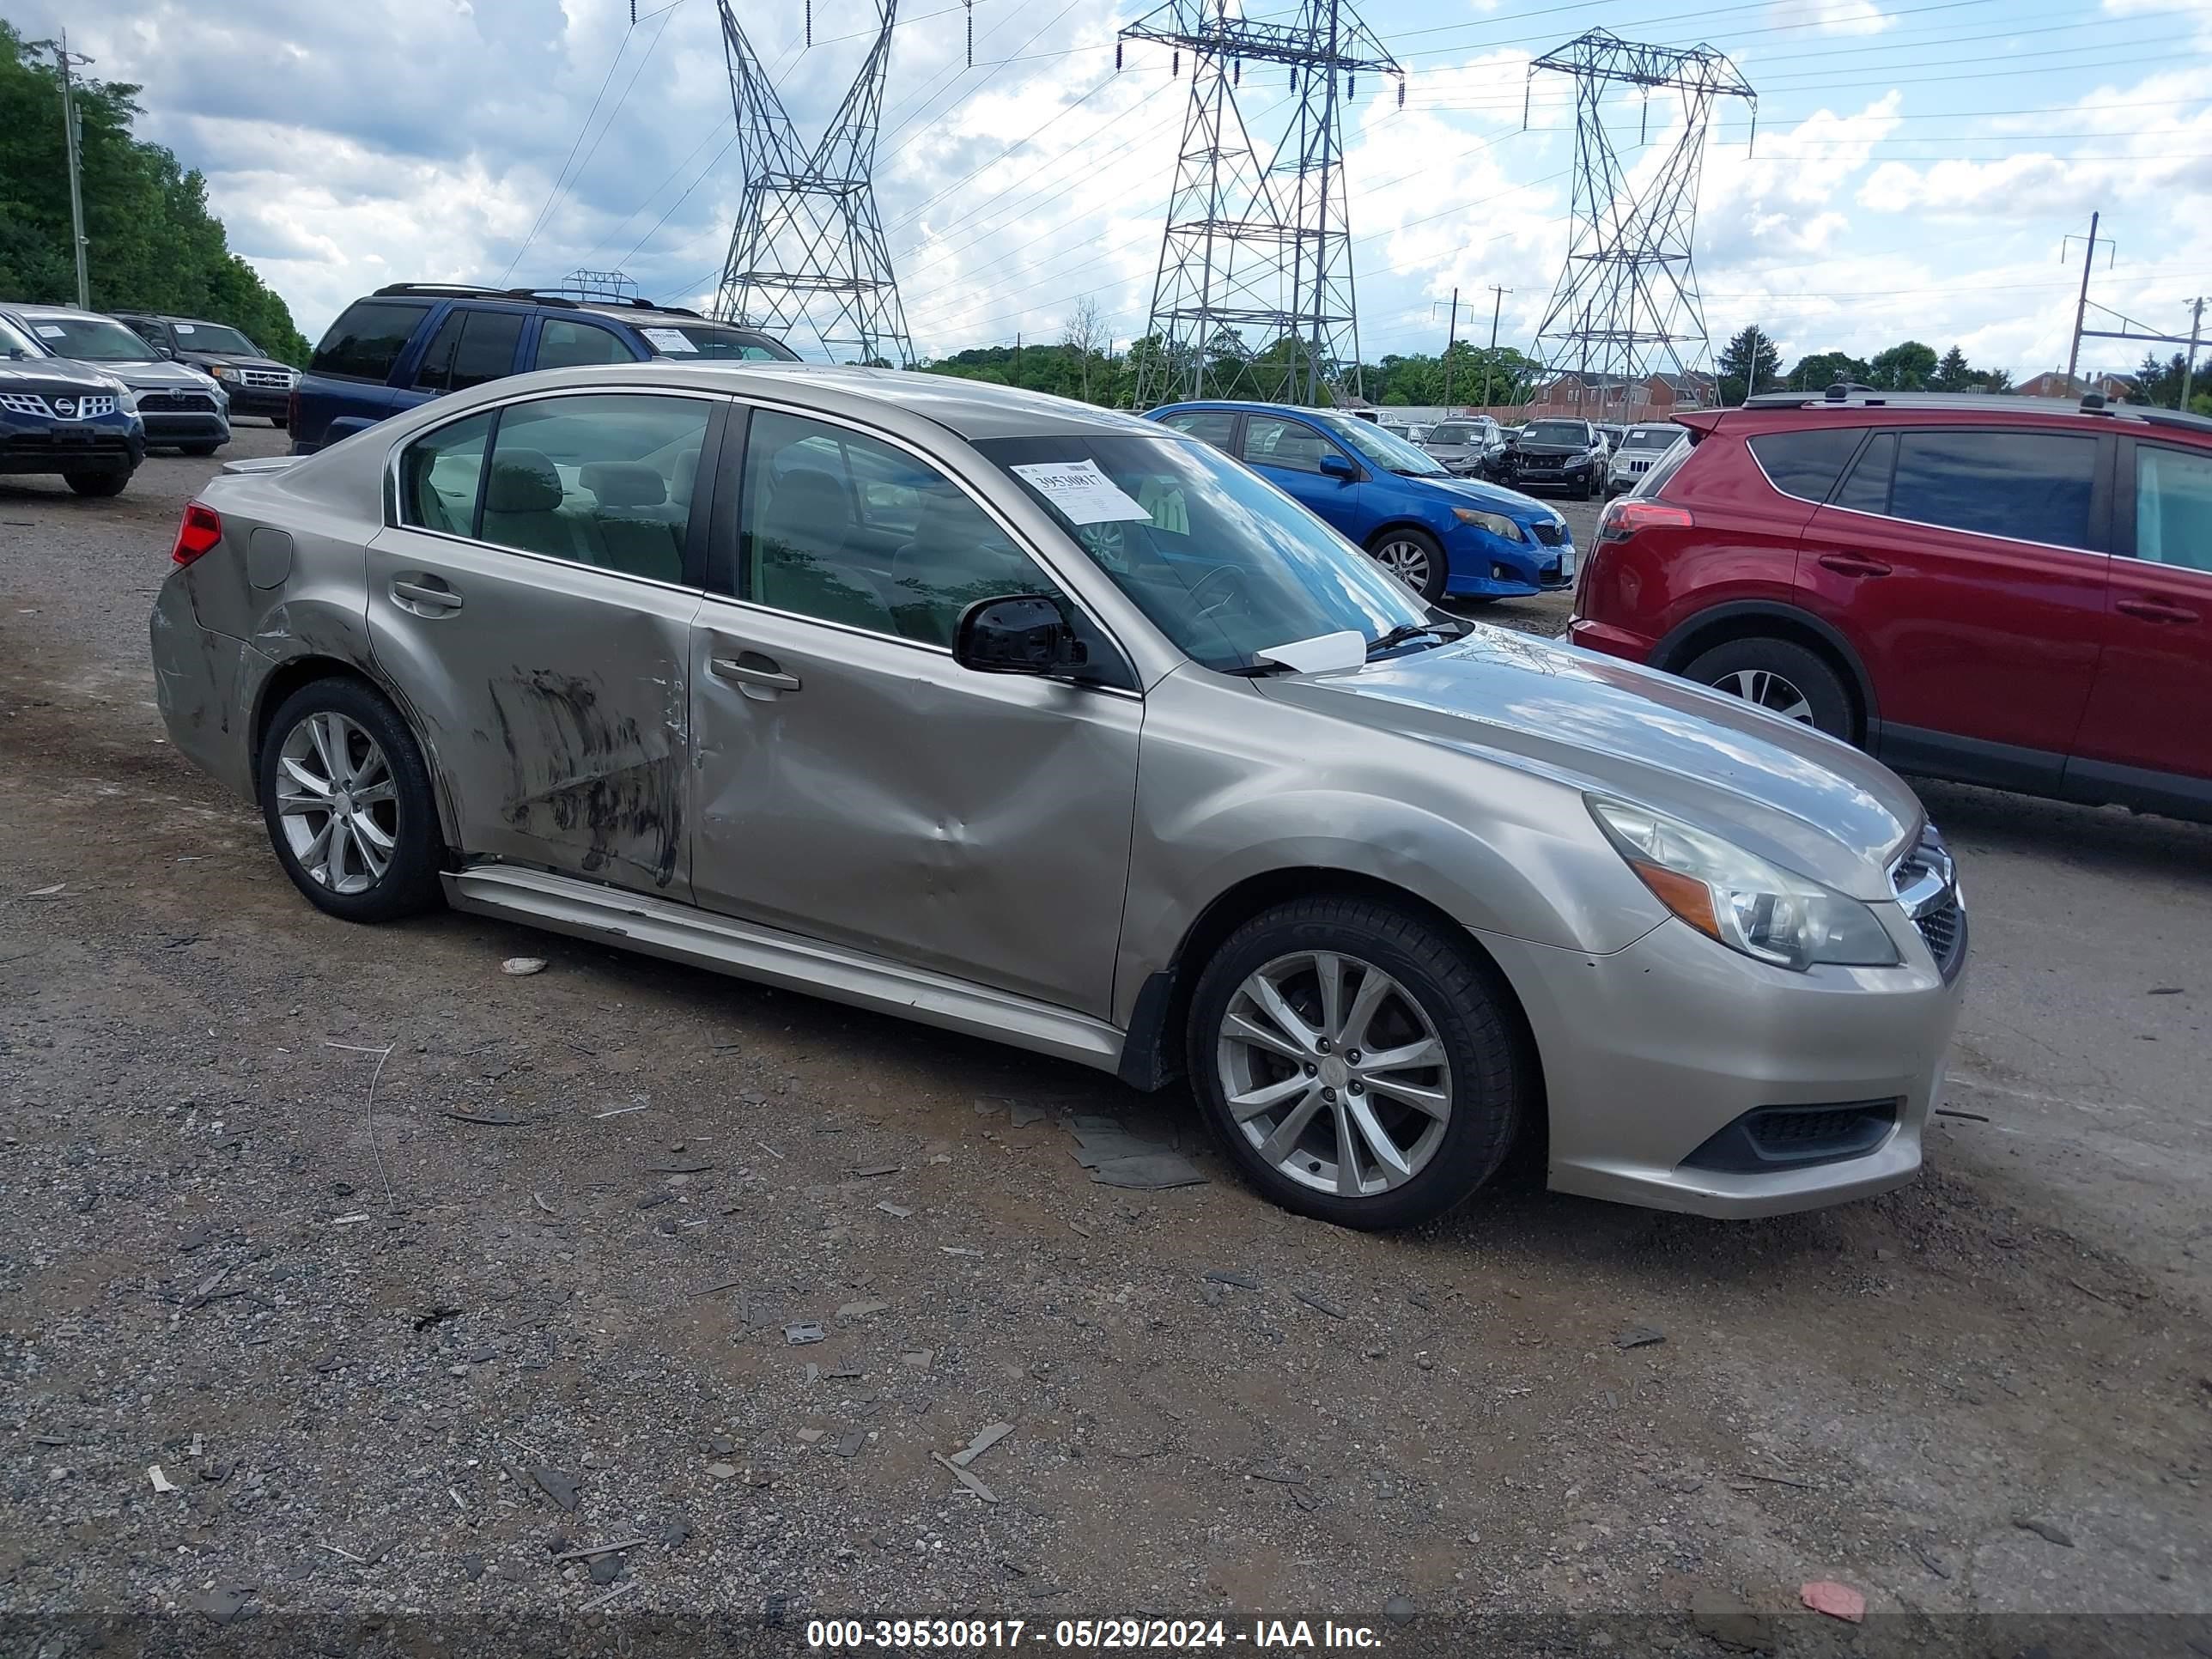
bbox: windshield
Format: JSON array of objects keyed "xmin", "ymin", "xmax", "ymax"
[
  {"xmin": 1428, "ymin": 422, "xmax": 1484, "ymax": 444},
  {"xmin": 1624, "ymin": 425, "xmax": 1681, "ymax": 450},
  {"xmin": 22, "ymin": 315, "xmax": 157, "ymax": 362},
  {"xmin": 171, "ymin": 322, "xmax": 261, "ymax": 356},
  {"xmin": 0, "ymin": 315, "xmax": 42, "ymax": 357},
  {"xmin": 1522, "ymin": 421, "xmax": 1591, "ymax": 446},
  {"xmin": 636, "ymin": 322, "xmax": 797, "ymax": 362},
  {"xmin": 1312, "ymin": 412, "xmax": 1447, "ymax": 476},
  {"xmin": 975, "ymin": 432, "xmax": 1430, "ymax": 672}
]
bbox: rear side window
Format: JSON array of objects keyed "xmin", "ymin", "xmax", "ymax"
[
  {"xmin": 478, "ymin": 393, "xmax": 713, "ymax": 583},
  {"xmin": 2132, "ymin": 445, "xmax": 2212, "ymax": 574},
  {"xmin": 1747, "ymin": 428, "xmax": 1864, "ymax": 504},
  {"xmin": 398, "ymin": 410, "xmax": 493, "ymax": 537},
  {"xmin": 1834, "ymin": 432, "xmax": 1896, "ymax": 515},
  {"xmin": 1875, "ymin": 429, "xmax": 2100, "ymax": 550},
  {"xmin": 415, "ymin": 308, "xmax": 526, "ymax": 395},
  {"xmin": 311, "ymin": 300, "xmax": 430, "ymax": 383},
  {"xmin": 1159, "ymin": 410, "xmax": 1237, "ymax": 451}
]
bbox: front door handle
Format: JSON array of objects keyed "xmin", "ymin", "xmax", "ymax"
[
  {"xmin": 710, "ymin": 653, "xmax": 801, "ymax": 696},
  {"xmin": 2116, "ymin": 595, "xmax": 2199, "ymax": 624},
  {"xmin": 1817, "ymin": 553, "xmax": 1893, "ymax": 579},
  {"xmin": 391, "ymin": 576, "xmax": 462, "ymax": 615}
]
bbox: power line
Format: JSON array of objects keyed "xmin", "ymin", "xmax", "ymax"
[{"xmin": 504, "ymin": 23, "xmax": 640, "ymax": 283}]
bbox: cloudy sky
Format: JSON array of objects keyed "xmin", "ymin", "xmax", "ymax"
[{"xmin": 19, "ymin": 0, "xmax": 2212, "ymax": 380}]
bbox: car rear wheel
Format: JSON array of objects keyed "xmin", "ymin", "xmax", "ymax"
[
  {"xmin": 1367, "ymin": 527, "xmax": 1448, "ymax": 604},
  {"xmin": 1188, "ymin": 895, "xmax": 1525, "ymax": 1231},
  {"xmin": 258, "ymin": 678, "xmax": 444, "ymax": 923},
  {"xmin": 63, "ymin": 468, "xmax": 131, "ymax": 498},
  {"xmin": 1683, "ymin": 636, "xmax": 1854, "ymax": 741}
]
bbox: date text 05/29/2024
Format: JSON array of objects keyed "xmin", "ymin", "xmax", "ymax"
[{"xmin": 806, "ymin": 1619, "xmax": 1388, "ymax": 1650}]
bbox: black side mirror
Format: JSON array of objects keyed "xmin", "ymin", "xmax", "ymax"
[
  {"xmin": 954, "ymin": 595, "xmax": 1086, "ymax": 677},
  {"xmin": 1318, "ymin": 452, "xmax": 1357, "ymax": 481}
]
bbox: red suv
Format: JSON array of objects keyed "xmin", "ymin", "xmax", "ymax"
[{"xmin": 1569, "ymin": 388, "xmax": 2212, "ymax": 823}]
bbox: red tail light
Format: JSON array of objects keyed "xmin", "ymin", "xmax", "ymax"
[
  {"xmin": 1596, "ymin": 497, "xmax": 1694, "ymax": 544},
  {"xmin": 172, "ymin": 501, "xmax": 222, "ymax": 567}
]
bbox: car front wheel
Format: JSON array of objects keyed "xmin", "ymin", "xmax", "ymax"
[
  {"xmin": 1188, "ymin": 895, "xmax": 1526, "ymax": 1231},
  {"xmin": 1367, "ymin": 527, "xmax": 1449, "ymax": 604},
  {"xmin": 1683, "ymin": 636, "xmax": 1854, "ymax": 741},
  {"xmin": 258, "ymin": 678, "xmax": 445, "ymax": 923}
]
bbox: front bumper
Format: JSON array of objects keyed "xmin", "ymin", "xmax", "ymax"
[
  {"xmin": 1443, "ymin": 526, "xmax": 1577, "ymax": 599},
  {"xmin": 1480, "ymin": 911, "xmax": 1965, "ymax": 1218},
  {"xmin": 1505, "ymin": 458, "xmax": 1600, "ymax": 491},
  {"xmin": 142, "ymin": 409, "xmax": 232, "ymax": 445},
  {"xmin": 216, "ymin": 384, "xmax": 290, "ymax": 419},
  {"xmin": 1, "ymin": 417, "xmax": 146, "ymax": 475}
]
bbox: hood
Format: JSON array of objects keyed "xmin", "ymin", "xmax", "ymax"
[
  {"xmin": 96, "ymin": 358, "xmax": 223, "ymax": 392},
  {"xmin": 1253, "ymin": 628, "xmax": 1923, "ymax": 901},
  {"xmin": 1423, "ymin": 473, "xmax": 1561, "ymax": 525},
  {"xmin": 0, "ymin": 356, "xmax": 127, "ymax": 395},
  {"xmin": 179, "ymin": 350, "xmax": 293, "ymax": 374}
]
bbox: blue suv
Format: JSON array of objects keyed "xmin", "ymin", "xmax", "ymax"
[
  {"xmin": 1146, "ymin": 401, "xmax": 1574, "ymax": 604},
  {"xmin": 289, "ymin": 284, "xmax": 797, "ymax": 454}
]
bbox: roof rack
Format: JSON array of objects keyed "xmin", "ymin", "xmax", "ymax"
[
  {"xmin": 1738, "ymin": 382, "xmax": 2212, "ymax": 429},
  {"xmin": 370, "ymin": 283, "xmax": 581, "ymax": 309}
]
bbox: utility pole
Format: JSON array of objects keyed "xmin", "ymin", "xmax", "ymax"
[
  {"xmin": 2063, "ymin": 211, "xmax": 2114, "ymax": 385},
  {"xmin": 1480, "ymin": 284, "xmax": 1510, "ymax": 410},
  {"xmin": 28, "ymin": 33, "xmax": 94, "ymax": 309},
  {"xmin": 1741, "ymin": 324, "xmax": 1759, "ymax": 405},
  {"xmin": 1435, "ymin": 288, "xmax": 1460, "ymax": 410},
  {"xmin": 2184, "ymin": 297, "xmax": 2204, "ymax": 410}
]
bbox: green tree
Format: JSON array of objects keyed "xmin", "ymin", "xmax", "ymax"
[
  {"xmin": 1717, "ymin": 325, "xmax": 1782, "ymax": 405},
  {"xmin": 1868, "ymin": 341, "xmax": 1940, "ymax": 391},
  {"xmin": 1786, "ymin": 350, "xmax": 1870, "ymax": 392},
  {"xmin": 1932, "ymin": 345, "xmax": 1974, "ymax": 391},
  {"xmin": 0, "ymin": 22, "xmax": 309, "ymax": 362},
  {"xmin": 1977, "ymin": 366, "xmax": 2014, "ymax": 394}
]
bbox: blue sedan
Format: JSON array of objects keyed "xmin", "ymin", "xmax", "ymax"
[{"xmin": 1145, "ymin": 400, "xmax": 1575, "ymax": 605}]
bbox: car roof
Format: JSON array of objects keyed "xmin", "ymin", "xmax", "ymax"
[
  {"xmin": 1152, "ymin": 400, "xmax": 1365, "ymax": 418},
  {"xmin": 1692, "ymin": 390, "xmax": 2212, "ymax": 440},
  {"xmin": 3, "ymin": 302, "xmax": 107, "ymax": 322}
]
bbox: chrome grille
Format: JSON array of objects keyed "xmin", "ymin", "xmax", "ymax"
[
  {"xmin": 139, "ymin": 391, "xmax": 216, "ymax": 413},
  {"xmin": 57, "ymin": 393, "xmax": 117, "ymax": 419},
  {"xmin": 1891, "ymin": 827, "xmax": 1966, "ymax": 981},
  {"xmin": 0, "ymin": 392, "xmax": 52, "ymax": 417},
  {"xmin": 1532, "ymin": 521, "xmax": 1566, "ymax": 546},
  {"xmin": 240, "ymin": 368, "xmax": 295, "ymax": 389}
]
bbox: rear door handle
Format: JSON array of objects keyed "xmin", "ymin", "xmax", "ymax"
[
  {"xmin": 710, "ymin": 652, "xmax": 801, "ymax": 696},
  {"xmin": 1817, "ymin": 554, "xmax": 1893, "ymax": 579},
  {"xmin": 2116, "ymin": 596, "xmax": 2199, "ymax": 624},
  {"xmin": 391, "ymin": 576, "xmax": 462, "ymax": 615}
]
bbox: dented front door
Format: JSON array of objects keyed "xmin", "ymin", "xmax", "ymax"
[
  {"xmin": 366, "ymin": 526, "xmax": 700, "ymax": 896},
  {"xmin": 686, "ymin": 597, "xmax": 1142, "ymax": 1019}
]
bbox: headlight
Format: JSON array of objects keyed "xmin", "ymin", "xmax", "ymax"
[
  {"xmin": 1452, "ymin": 507, "xmax": 1523, "ymax": 540},
  {"xmin": 207, "ymin": 362, "xmax": 237, "ymax": 380},
  {"xmin": 115, "ymin": 388, "xmax": 138, "ymax": 413},
  {"xmin": 1588, "ymin": 797, "xmax": 1899, "ymax": 972}
]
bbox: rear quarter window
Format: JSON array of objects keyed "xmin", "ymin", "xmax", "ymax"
[
  {"xmin": 1747, "ymin": 428, "xmax": 1866, "ymax": 504},
  {"xmin": 311, "ymin": 301, "xmax": 431, "ymax": 383}
]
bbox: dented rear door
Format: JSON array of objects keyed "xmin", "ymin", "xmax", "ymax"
[{"xmin": 364, "ymin": 527, "xmax": 702, "ymax": 898}]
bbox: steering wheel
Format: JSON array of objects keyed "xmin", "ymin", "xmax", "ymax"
[{"xmin": 1187, "ymin": 561, "xmax": 1249, "ymax": 619}]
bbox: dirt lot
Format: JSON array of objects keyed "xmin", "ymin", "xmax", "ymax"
[{"xmin": 3, "ymin": 429, "xmax": 2209, "ymax": 1656}]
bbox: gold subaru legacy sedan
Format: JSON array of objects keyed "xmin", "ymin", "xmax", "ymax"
[{"xmin": 149, "ymin": 362, "xmax": 1966, "ymax": 1231}]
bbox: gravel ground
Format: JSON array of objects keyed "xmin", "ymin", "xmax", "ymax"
[{"xmin": 2, "ymin": 431, "xmax": 2208, "ymax": 1656}]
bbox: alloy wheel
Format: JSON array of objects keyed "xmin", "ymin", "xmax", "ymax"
[
  {"xmin": 1371, "ymin": 539, "xmax": 1431, "ymax": 593},
  {"xmin": 275, "ymin": 710, "xmax": 400, "ymax": 894},
  {"xmin": 1216, "ymin": 950, "xmax": 1453, "ymax": 1198},
  {"xmin": 1712, "ymin": 667, "xmax": 1816, "ymax": 725}
]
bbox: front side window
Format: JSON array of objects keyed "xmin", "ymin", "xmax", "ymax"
[
  {"xmin": 740, "ymin": 410, "xmax": 1066, "ymax": 644},
  {"xmin": 18, "ymin": 314, "xmax": 156, "ymax": 362},
  {"xmin": 2133, "ymin": 445, "xmax": 2212, "ymax": 574},
  {"xmin": 1887, "ymin": 428, "xmax": 2100, "ymax": 550},
  {"xmin": 536, "ymin": 319, "xmax": 635, "ymax": 371},
  {"xmin": 1243, "ymin": 416, "xmax": 1336, "ymax": 475},
  {"xmin": 0, "ymin": 315, "xmax": 42, "ymax": 357},
  {"xmin": 1159, "ymin": 410, "xmax": 1237, "ymax": 451},
  {"xmin": 1747, "ymin": 428, "xmax": 1865, "ymax": 504},
  {"xmin": 977, "ymin": 432, "xmax": 1429, "ymax": 673},
  {"xmin": 1314, "ymin": 412, "xmax": 1446, "ymax": 476},
  {"xmin": 311, "ymin": 300, "xmax": 429, "ymax": 382}
]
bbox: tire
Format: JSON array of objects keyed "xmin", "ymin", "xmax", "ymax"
[
  {"xmin": 1366, "ymin": 526, "xmax": 1449, "ymax": 605},
  {"xmin": 63, "ymin": 468, "xmax": 131, "ymax": 498},
  {"xmin": 258, "ymin": 677, "xmax": 445, "ymax": 923},
  {"xmin": 1682, "ymin": 635, "xmax": 1855, "ymax": 741},
  {"xmin": 179, "ymin": 441, "xmax": 223, "ymax": 457},
  {"xmin": 1186, "ymin": 894, "xmax": 1528, "ymax": 1231}
]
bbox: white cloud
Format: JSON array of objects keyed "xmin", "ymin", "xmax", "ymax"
[{"xmin": 1776, "ymin": 0, "xmax": 1893, "ymax": 35}]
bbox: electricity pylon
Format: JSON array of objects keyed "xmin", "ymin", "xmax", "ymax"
[
  {"xmin": 1120, "ymin": 1, "xmax": 1402, "ymax": 409},
  {"xmin": 714, "ymin": 1, "xmax": 916, "ymax": 368},
  {"xmin": 1528, "ymin": 28, "xmax": 1754, "ymax": 403}
]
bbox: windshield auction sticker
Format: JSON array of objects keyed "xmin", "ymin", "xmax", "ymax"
[
  {"xmin": 640, "ymin": 328, "xmax": 699, "ymax": 354},
  {"xmin": 1010, "ymin": 459, "xmax": 1152, "ymax": 525}
]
